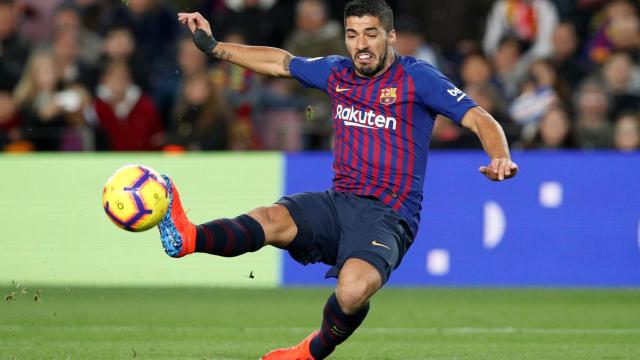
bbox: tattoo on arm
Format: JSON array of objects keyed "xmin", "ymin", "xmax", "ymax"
[
  {"xmin": 283, "ymin": 54, "xmax": 292, "ymax": 72},
  {"xmin": 212, "ymin": 49, "xmax": 232, "ymax": 61}
]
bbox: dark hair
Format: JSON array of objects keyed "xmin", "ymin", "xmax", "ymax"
[
  {"xmin": 395, "ymin": 15, "xmax": 421, "ymax": 34},
  {"xmin": 54, "ymin": 2, "xmax": 80, "ymax": 16},
  {"xmin": 344, "ymin": 0, "xmax": 394, "ymax": 32}
]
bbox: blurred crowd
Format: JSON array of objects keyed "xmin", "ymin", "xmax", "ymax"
[{"xmin": 0, "ymin": 0, "xmax": 638, "ymax": 152}]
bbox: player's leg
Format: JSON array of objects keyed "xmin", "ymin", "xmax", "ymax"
[
  {"xmin": 263, "ymin": 193, "xmax": 412, "ymax": 359},
  {"xmin": 157, "ymin": 176, "xmax": 297, "ymax": 258},
  {"xmin": 262, "ymin": 259, "xmax": 384, "ymax": 360},
  {"xmin": 308, "ymin": 258, "xmax": 382, "ymax": 359},
  {"xmin": 307, "ymin": 194, "xmax": 413, "ymax": 359}
]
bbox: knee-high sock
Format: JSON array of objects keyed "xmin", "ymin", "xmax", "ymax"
[
  {"xmin": 195, "ymin": 215, "xmax": 265, "ymax": 257},
  {"xmin": 309, "ymin": 292, "xmax": 370, "ymax": 359}
]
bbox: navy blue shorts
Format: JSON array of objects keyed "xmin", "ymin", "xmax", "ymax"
[{"xmin": 276, "ymin": 190, "xmax": 414, "ymax": 284}]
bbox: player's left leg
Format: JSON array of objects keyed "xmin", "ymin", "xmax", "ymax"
[{"xmin": 157, "ymin": 175, "xmax": 297, "ymax": 258}]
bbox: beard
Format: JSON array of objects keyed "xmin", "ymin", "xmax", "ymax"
[{"xmin": 354, "ymin": 46, "xmax": 388, "ymax": 77}]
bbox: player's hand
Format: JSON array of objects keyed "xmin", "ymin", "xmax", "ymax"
[
  {"xmin": 178, "ymin": 12, "xmax": 217, "ymax": 56},
  {"xmin": 479, "ymin": 158, "xmax": 518, "ymax": 181},
  {"xmin": 177, "ymin": 12, "xmax": 212, "ymax": 36}
]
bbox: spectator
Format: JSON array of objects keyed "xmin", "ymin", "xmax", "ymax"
[
  {"xmin": 51, "ymin": 3, "xmax": 102, "ymax": 66},
  {"xmin": 532, "ymin": 58, "xmax": 571, "ymax": 105},
  {"xmin": 284, "ymin": 0, "xmax": 344, "ymax": 57},
  {"xmin": 460, "ymin": 53, "xmax": 493, "ymax": 88},
  {"xmin": 492, "ymin": 36, "xmax": 526, "ymax": 100},
  {"xmin": 550, "ymin": 21, "xmax": 587, "ymax": 88},
  {"xmin": 16, "ymin": 0, "xmax": 64, "ymax": 43},
  {"xmin": 0, "ymin": 0, "xmax": 31, "ymax": 91},
  {"xmin": 460, "ymin": 52, "xmax": 515, "ymax": 144},
  {"xmin": 211, "ymin": 30, "xmax": 264, "ymax": 150},
  {"xmin": 202, "ymin": 0, "xmax": 284, "ymax": 47},
  {"xmin": 51, "ymin": 29, "xmax": 93, "ymax": 89},
  {"xmin": 176, "ymin": 35, "xmax": 210, "ymax": 80},
  {"xmin": 587, "ymin": 0, "xmax": 639, "ymax": 65},
  {"xmin": 283, "ymin": 0, "xmax": 344, "ymax": 150},
  {"xmin": 153, "ymin": 34, "xmax": 210, "ymax": 127},
  {"xmin": 101, "ymin": 0, "xmax": 178, "ymax": 75},
  {"xmin": 91, "ymin": 24, "xmax": 149, "ymax": 92},
  {"xmin": 509, "ymin": 59, "xmax": 561, "ymax": 142},
  {"xmin": 13, "ymin": 50, "xmax": 91, "ymax": 151},
  {"xmin": 613, "ymin": 112, "xmax": 640, "ymax": 151},
  {"xmin": 483, "ymin": 0, "xmax": 559, "ymax": 61},
  {"xmin": 256, "ymin": 78, "xmax": 307, "ymax": 151},
  {"xmin": 166, "ymin": 71, "xmax": 231, "ymax": 151},
  {"xmin": 573, "ymin": 79, "xmax": 613, "ymax": 149},
  {"xmin": 93, "ymin": 60, "xmax": 164, "ymax": 151},
  {"xmin": 0, "ymin": 90, "xmax": 21, "ymax": 150},
  {"xmin": 72, "ymin": 0, "xmax": 119, "ymax": 33},
  {"xmin": 601, "ymin": 52, "xmax": 640, "ymax": 118},
  {"xmin": 394, "ymin": 15, "xmax": 442, "ymax": 69},
  {"xmin": 524, "ymin": 106, "xmax": 575, "ymax": 149},
  {"xmin": 212, "ymin": 30, "xmax": 262, "ymax": 107}
]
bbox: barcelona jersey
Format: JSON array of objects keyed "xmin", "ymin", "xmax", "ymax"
[{"xmin": 289, "ymin": 55, "xmax": 477, "ymax": 235}]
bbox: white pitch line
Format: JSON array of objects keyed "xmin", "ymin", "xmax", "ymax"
[
  {"xmin": 359, "ymin": 327, "xmax": 640, "ymax": 335},
  {"xmin": 2, "ymin": 325, "xmax": 639, "ymax": 335}
]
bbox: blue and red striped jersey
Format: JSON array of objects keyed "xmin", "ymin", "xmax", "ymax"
[{"xmin": 290, "ymin": 55, "xmax": 477, "ymax": 235}]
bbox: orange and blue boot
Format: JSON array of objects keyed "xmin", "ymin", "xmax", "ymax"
[
  {"xmin": 261, "ymin": 330, "xmax": 319, "ymax": 360},
  {"xmin": 157, "ymin": 175, "xmax": 196, "ymax": 258}
]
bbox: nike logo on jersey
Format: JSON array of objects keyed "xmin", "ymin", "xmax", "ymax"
[
  {"xmin": 335, "ymin": 85, "xmax": 351, "ymax": 93},
  {"xmin": 371, "ymin": 240, "xmax": 391, "ymax": 250}
]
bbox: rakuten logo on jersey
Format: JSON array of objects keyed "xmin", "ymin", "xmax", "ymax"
[{"xmin": 335, "ymin": 104, "xmax": 397, "ymax": 130}]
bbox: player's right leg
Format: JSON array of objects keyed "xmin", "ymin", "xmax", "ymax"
[{"xmin": 157, "ymin": 175, "xmax": 298, "ymax": 258}]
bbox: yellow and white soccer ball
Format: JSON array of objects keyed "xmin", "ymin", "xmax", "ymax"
[{"xmin": 102, "ymin": 164, "xmax": 169, "ymax": 232}]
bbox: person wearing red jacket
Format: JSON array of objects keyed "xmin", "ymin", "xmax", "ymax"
[{"xmin": 93, "ymin": 60, "xmax": 164, "ymax": 151}]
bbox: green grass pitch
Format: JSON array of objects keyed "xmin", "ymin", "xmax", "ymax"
[{"xmin": 1, "ymin": 286, "xmax": 639, "ymax": 359}]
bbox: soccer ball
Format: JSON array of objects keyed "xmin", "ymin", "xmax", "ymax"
[{"xmin": 102, "ymin": 164, "xmax": 169, "ymax": 232}]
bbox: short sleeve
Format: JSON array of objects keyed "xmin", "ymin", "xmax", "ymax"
[
  {"xmin": 289, "ymin": 55, "xmax": 343, "ymax": 91},
  {"xmin": 410, "ymin": 61, "xmax": 477, "ymax": 125}
]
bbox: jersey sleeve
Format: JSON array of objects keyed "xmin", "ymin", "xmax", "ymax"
[
  {"xmin": 289, "ymin": 55, "xmax": 342, "ymax": 91},
  {"xmin": 411, "ymin": 61, "xmax": 477, "ymax": 125}
]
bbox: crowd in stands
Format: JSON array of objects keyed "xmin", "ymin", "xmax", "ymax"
[{"xmin": 0, "ymin": 0, "xmax": 638, "ymax": 152}]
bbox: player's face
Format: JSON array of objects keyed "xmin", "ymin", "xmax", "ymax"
[{"xmin": 345, "ymin": 15, "xmax": 396, "ymax": 77}]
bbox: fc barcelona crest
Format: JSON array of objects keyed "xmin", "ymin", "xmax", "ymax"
[{"xmin": 379, "ymin": 87, "xmax": 397, "ymax": 105}]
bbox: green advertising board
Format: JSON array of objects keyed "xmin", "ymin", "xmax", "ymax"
[{"xmin": 0, "ymin": 153, "xmax": 282, "ymax": 287}]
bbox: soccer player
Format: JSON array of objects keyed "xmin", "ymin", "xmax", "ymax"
[{"xmin": 161, "ymin": 1, "xmax": 518, "ymax": 358}]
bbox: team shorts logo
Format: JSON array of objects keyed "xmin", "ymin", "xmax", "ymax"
[
  {"xmin": 379, "ymin": 87, "xmax": 397, "ymax": 105},
  {"xmin": 335, "ymin": 104, "xmax": 397, "ymax": 130}
]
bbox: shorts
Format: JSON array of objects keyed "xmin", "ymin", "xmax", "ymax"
[{"xmin": 275, "ymin": 190, "xmax": 414, "ymax": 284}]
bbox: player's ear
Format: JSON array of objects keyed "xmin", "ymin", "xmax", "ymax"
[{"xmin": 387, "ymin": 29, "xmax": 397, "ymax": 45}]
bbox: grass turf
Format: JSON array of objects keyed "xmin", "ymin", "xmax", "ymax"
[{"xmin": 1, "ymin": 286, "xmax": 639, "ymax": 359}]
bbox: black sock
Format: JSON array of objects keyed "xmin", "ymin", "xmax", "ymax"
[
  {"xmin": 195, "ymin": 215, "xmax": 265, "ymax": 257},
  {"xmin": 309, "ymin": 292, "xmax": 370, "ymax": 359}
]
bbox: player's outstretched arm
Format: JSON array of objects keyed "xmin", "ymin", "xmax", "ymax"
[
  {"xmin": 461, "ymin": 106, "xmax": 518, "ymax": 181},
  {"xmin": 178, "ymin": 12, "xmax": 293, "ymax": 78}
]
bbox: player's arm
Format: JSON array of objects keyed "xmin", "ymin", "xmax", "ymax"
[
  {"xmin": 178, "ymin": 12, "xmax": 293, "ymax": 78},
  {"xmin": 461, "ymin": 106, "xmax": 518, "ymax": 181}
]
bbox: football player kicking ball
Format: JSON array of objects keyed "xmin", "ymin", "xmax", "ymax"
[{"xmin": 160, "ymin": 1, "xmax": 518, "ymax": 358}]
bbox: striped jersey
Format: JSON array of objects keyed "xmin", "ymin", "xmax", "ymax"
[{"xmin": 289, "ymin": 55, "xmax": 477, "ymax": 235}]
